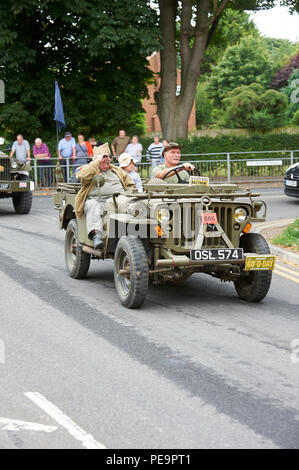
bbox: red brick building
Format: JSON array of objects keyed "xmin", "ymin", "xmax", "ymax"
[{"xmin": 143, "ymin": 52, "xmax": 196, "ymax": 135}]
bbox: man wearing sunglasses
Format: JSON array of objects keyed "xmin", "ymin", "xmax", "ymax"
[
  {"xmin": 152, "ymin": 142, "xmax": 194, "ymax": 183},
  {"xmin": 75, "ymin": 144, "xmax": 137, "ymax": 250}
]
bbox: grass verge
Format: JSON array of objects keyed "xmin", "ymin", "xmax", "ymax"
[{"xmin": 271, "ymin": 219, "xmax": 299, "ymax": 251}]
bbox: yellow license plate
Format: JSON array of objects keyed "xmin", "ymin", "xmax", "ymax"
[
  {"xmin": 245, "ymin": 255, "xmax": 276, "ymax": 271},
  {"xmin": 189, "ymin": 176, "xmax": 209, "ymax": 186}
]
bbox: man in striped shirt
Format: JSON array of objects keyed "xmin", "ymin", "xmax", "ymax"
[{"xmin": 146, "ymin": 136, "xmax": 164, "ymax": 175}]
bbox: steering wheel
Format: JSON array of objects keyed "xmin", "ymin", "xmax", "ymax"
[{"xmin": 162, "ymin": 165, "xmax": 200, "ymax": 183}]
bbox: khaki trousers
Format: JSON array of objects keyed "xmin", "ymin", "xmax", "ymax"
[{"xmin": 84, "ymin": 195, "xmax": 129, "ymax": 238}]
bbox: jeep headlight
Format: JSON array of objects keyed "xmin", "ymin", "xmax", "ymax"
[
  {"xmin": 157, "ymin": 208, "xmax": 171, "ymax": 224},
  {"xmin": 11, "ymin": 161, "xmax": 18, "ymax": 169},
  {"xmin": 234, "ymin": 207, "xmax": 247, "ymax": 222}
]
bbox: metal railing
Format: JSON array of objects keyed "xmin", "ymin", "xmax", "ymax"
[{"xmin": 30, "ymin": 149, "xmax": 299, "ymax": 188}]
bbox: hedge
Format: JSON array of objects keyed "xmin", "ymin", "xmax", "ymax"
[{"xmin": 139, "ymin": 133, "xmax": 299, "ymax": 160}]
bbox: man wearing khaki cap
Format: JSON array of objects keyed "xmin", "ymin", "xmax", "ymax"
[
  {"xmin": 75, "ymin": 144, "xmax": 137, "ymax": 250},
  {"xmin": 119, "ymin": 153, "xmax": 143, "ymax": 193}
]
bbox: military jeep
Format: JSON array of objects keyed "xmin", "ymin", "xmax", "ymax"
[
  {"xmin": 53, "ymin": 168, "xmax": 275, "ymax": 309},
  {"xmin": 0, "ymin": 138, "xmax": 34, "ymax": 214}
]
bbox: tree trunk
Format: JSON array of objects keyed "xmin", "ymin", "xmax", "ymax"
[{"xmin": 156, "ymin": 0, "xmax": 229, "ymax": 140}]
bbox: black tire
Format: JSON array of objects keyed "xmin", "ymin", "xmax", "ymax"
[
  {"xmin": 234, "ymin": 232, "xmax": 272, "ymax": 302},
  {"xmin": 65, "ymin": 219, "xmax": 90, "ymax": 279},
  {"xmin": 12, "ymin": 191, "xmax": 32, "ymax": 214},
  {"xmin": 114, "ymin": 236, "xmax": 149, "ymax": 308}
]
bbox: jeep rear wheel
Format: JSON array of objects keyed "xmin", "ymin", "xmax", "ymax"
[
  {"xmin": 234, "ymin": 233, "xmax": 272, "ymax": 302},
  {"xmin": 114, "ymin": 236, "xmax": 149, "ymax": 308},
  {"xmin": 65, "ymin": 219, "xmax": 90, "ymax": 279},
  {"xmin": 12, "ymin": 191, "xmax": 32, "ymax": 214}
]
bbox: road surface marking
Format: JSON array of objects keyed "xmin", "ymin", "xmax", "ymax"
[
  {"xmin": 25, "ymin": 392, "xmax": 106, "ymax": 449},
  {"xmin": 274, "ymin": 268, "xmax": 299, "ymax": 284},
  {"xmin": 275, "ymin": 264, "xmax": 299, "ymax": 277},
  {"xmin": 0, "ymin": 418, "xmax": 57, "ymax": 433}
]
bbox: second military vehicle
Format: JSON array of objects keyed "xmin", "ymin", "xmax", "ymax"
[{"xmin": 0, "ymin": 138, "xmax": 34, "ymax": 214}]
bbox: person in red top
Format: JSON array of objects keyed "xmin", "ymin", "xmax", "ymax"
[{"xmin": 73, "ymin": 133, "xmax": 93, "ymax": 169}]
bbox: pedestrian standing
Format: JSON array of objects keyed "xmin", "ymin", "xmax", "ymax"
[
  {"xmin": 10, "ymin": 134, "xmax": 31, "ymax": 163},
  {"xmin": 74, "ymin": 133, "xmax": 93, "ymax": 169},
  {"xmin": 146, "ymin": 136, "xmax": 164, "ymax": 176},
  {"xmin": 32, "ymin": 138, "xmax": 52, "ymax": 187},
  {"xmin": 125, "ymin": 136, "xmax": 143, "ymax": 163},
  {"xmin": 111, "ymin": 130, "xmax": 130, "ymax": 160},
  {"xmin": 58, "ymin": 131, "xmax": 76, "ymax": 181}
]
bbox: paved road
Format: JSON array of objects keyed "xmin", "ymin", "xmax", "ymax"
[{"xmin": 0, "ymin": 187, "xmax": 298, "ymax": 449}]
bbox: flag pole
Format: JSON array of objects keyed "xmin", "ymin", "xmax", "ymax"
[{"xmin": 56, "ymin": 121, "xmax": 59, "ymax": 160}]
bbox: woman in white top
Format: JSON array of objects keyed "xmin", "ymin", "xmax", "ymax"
[{"xmin": 125, "ymin": 135, "xmax": 143, "ymax": 163}]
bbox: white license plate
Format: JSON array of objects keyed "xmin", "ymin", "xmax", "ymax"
[
  {"xmin": 190, "ymin": 248, "xmax": 243, "ymax": 262},
  {"xmin": 0, "ymin": 183, "xmax": 10, "ymax": 190},
  {"xmin": 285, "ymin": 180, "xmax": 297, "ymax": 187}
]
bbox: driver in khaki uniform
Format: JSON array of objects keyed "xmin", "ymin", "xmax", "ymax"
[{"xmin": 152, "ymin": 142, "xmax": 194, "ymax": 183}]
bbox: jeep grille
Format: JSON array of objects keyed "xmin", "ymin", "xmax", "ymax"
[
  {"xmin": 0, "ymin": 157, "xmax": 11, "ymax": 181},
  {"xmin": 171, "ymin": 203, "xmax": 233, "ymax": 250}
]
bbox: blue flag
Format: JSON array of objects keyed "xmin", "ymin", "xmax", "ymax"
[{"xmin": 53, "ymin": 81, "xmax": 66, "ymax": 131}]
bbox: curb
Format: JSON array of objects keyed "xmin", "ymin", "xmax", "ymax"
[{"xmin": 254, "ymin": 218, "xmax": 299, "ymax": 267}]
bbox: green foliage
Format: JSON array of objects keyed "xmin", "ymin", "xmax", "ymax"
[
  {"xmin": 293, "ymin": 109, "xmax": 299, "ymax": 126},
  {"xmin": 195, "ymin": 83, "xmax": 214, "ymax": 129},
  {"xmin": 0, "ymin": 0, "xmax": 160, "ymax": 141},
  {"xmin": 201, "ymin": 8, "xmax": 259, "ymax": 76},
  {"xmin": 263, "ymin": 38, "xmax": 299, "ymax": 71},
  {"xmin": 208, "ymin": 36, "xmax": 276, "ymax": 106},
  {"xmin": 272, "ymin": 219, "xmax": 299, "ymax": 250},
  {"xmin": 215, "ymin": 84, "xmax": 288, "ymax": 129}
]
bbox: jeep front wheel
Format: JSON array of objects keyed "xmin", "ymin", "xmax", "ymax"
[
  {"xmin": 114, "ymin": 236, "xmax": 149, "ymax": 308},
  {"xmin": 65, "ymin": 219, "xmax": 90, "ymax": 279},
  {"xmin": 12, "ymin": 191, "xmax": 32, "ymax": 214},
  {"xmin": 234, "ymin": 232, "xmax": 272, "ymax": 302}
]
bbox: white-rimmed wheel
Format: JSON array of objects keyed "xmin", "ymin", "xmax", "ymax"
[
  {"xmin": 65, "ymin": 219, "xmax": 90, "ymax": 279},
  {"xmin": 114, "ymin": 236, "xmax": 149, "ymax": 308}
]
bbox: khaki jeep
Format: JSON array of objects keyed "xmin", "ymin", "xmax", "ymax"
[{"xmin": 54, "ymin": 170, "xmax": 275, "ymax": 308}]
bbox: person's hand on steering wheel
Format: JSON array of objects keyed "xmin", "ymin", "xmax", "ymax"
[{"xmin": 181, "ymin": 162, "xmax": 195, "ymax": 172}]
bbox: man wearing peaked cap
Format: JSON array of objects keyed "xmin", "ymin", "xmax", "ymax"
[
  {"xmin": 74, "ymin": 147, "xmax": 137, "ymax": 251},
  {"xmin": 152, "ymin": 142, "xmax": 194, "ymax": 183}
]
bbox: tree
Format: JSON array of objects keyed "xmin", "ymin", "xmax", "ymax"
[
  {"xmin": 219, "ymin": 84, "xmax": 288, "ymax": 129},
  {"xmin": 208, "ymin": 36, "xmax": 275, "ymax": 106},
  {"xmin": 0, "ymin": 0, "xmax": 160, "ymax": 140},
  {"xmin": 154, "ymin": 0, "xmax": 277, "ymax": 139},
  {"xmin": 200, "ymin": 8, "xmax": 259, "ymax": 76},
  {"xmin": 270, "ymin": 52, "xmax": 299, "ymax": 90}
]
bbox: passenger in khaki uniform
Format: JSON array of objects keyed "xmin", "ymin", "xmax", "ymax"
[
  {"xmin": 152, "ymin": 142, "xmax": 194, "ymax": 183},
  {"xmin": 75, "ymin": 143, "xmax": 136, "ymax": 250}
]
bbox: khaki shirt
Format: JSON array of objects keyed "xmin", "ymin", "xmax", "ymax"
[
  {"xmin": 74, "ymin": 160, "xmax": 136, "ymax": 218},
  {"xmin": 152, "ymin": 163, "xmax": 190, "ymax": 184},
  {"xmin": 112, "ymin": 136, "xmax": 130, "ymax": 156}
]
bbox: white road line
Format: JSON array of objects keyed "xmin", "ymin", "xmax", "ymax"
[
  {"xmin": 25, "ymin": 392, "xmax": 106, "ymax": 449},
  {"xmin": 0, "ymin": 418, "xmax": 57, "ymax": 433}
]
